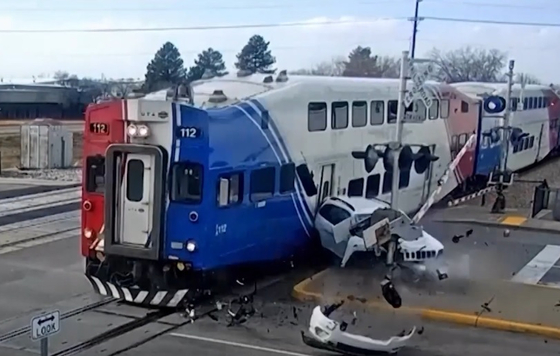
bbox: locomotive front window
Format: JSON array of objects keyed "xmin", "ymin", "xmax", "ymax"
[
  {"xmin": 126, "ymin": 159, "xmax": 144, "ymax": 202},
  {"xmin": 171, "ymin": 162, "xmax": 203, "ymax": 204},
  {"xmin": 85, "ymin": 155, "xmax": 105, "ymax": 194}
]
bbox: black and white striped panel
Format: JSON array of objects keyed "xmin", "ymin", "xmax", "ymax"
[
  {"xmin": 86, "ymin": 275, "xmax": 189, "ymax": 308},
  {"xmin": 447, "ymin": 186, "xmax": 497, "ymax": 207}
]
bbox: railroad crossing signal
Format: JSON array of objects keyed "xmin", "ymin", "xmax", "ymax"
[{"xmin": 31, "ymin": 310, "xmax": 60, "ymax": 356}]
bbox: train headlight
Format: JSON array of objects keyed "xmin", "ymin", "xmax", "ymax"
[
  {"xmin": 186, "ymin": 241, "xmax": 196, "ymax": 252},
  {"xmin": 84, "ymin": 228, "xmax": 94, "ymax": 239},
  {"xmin": 137, "ymin": 124, "xmax": 150, "ymax": 137},
  {"xmin": 126, "ymin": 124, "xmax": 150, "ymax": 137}
]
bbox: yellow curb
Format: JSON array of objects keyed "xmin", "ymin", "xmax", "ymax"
[
  {"xmin": 292, "ymin": 271, "xmax": 560, "ymax": 340},
  {"xmin": 500, "ymin": 215, "xmax": 527, "ymax": 226}
]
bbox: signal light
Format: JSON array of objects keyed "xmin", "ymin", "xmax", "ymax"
[
  {"xmin": 84, "ymin": 228, "xmax": 94, "ymax": 239},
  {"xmin": 83, "ymin": 200, "xmax": 92, "ymax": 211},
  {"xmin": 127, "ymin": 124, "xmax": 150, "ymax": 138},
  {"xmin": 352, "ymin": 144, "xmax": 439, "ymax": 175}
]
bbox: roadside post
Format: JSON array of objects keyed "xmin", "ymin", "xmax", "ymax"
[{"xmin": 31, "ymin": 310, "xmax": 60, "ymax": 356}]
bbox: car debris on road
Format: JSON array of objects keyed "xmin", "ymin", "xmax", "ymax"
[{"xmin": 302, "ymin": 301, "xmax": 416, "ymax": 355}]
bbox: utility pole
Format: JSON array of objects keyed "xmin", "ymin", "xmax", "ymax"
[
  {"xmin": 410, "ymin": 0, "xmax": 422, "ymax": 59},
  {"xmin": 390, "ymin": 51, "xmax": 410, "ymax": 210},
  {"xmin": 501, "ymin": 60, "xmax": 515, "ymax": 174}
]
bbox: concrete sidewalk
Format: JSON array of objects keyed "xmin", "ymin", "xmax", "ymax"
[
  {"xmin": 293, "ymin": 268, "xmax": 560, "ymax": 339},
  {"xmin": 431, "ymin": 205, "xmax": 560, "ymax": 234}
]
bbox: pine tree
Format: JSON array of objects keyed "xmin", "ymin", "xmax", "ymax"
[
  {"xmin": 234, "ymin": 35, "xmax": 276, "ymax": 74},
  {"xmin": 186, "ymin": 48, "xmax": 228, "ymax": 82},
  {"xmin": 342, "ymin": 46, "xmax": 380, "ymax": 78},
  {"xmin": 143, "ymin": 42, "xmax": 187, "ymax": 92}
]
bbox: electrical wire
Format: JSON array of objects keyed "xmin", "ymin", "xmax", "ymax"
[{"xmin": 423, "ymin": 16, "xmax": 560, "ymax": 27}]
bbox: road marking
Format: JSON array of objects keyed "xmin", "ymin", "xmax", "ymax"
[
  {"xmin": 500, "ymin": 215, "xmax": 527, "ymax": 226},
  {"xmin": 170, "ymin": 333, "xmax": 312, "ymax": 356},
  {"xmin": 511, "ymin": 245, "xmax": 560, "ymax": 285}
]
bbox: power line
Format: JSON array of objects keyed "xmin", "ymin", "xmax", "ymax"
[
  {"xmin": 423, "ymin": 16, "xmax": 560, "ymax": 27},
  {"xmin": 427, "ymin": 0, "xmax": 560, "ymax": 10},
  {"xmin": 0, "ymin": 19, "xmax": 405, "ymax": 33},
  {"xmin": 1, "ymin": 15, "xmax": 559, "ymax": 34},
  {"xmin": 0, "ymin": 0, "xmax": 404, "ymax": 12}
]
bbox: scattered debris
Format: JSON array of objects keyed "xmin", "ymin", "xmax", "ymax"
[
  {"xmin": 302, "ymin": 303, "xmax": 416, "ymax": 354},
  {"xmin": 381, "ymin": 276, "xmax": 402, "ymax": 309},
  {"xmin": 503, "ymin": 229, "xmax": 510, "ymax": 237},
  {"xmin": 451, "ymin": 229, "xmax": 474, "ymax": 243}
]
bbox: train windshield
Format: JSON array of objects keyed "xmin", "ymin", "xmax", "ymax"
[{"xmin": 170, "ymin": 162, "xmax": 203, "ymax": 204}]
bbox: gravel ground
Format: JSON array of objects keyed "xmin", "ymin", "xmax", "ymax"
[{"xmin": 0, "ymin": 167, "xmax": 82, "ymax": 182}]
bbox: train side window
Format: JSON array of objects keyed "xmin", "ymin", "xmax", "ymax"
[
  {"xmin": 460, "ymin": 101, "xmax": 469, "ymax": 113},
  {"xmin": 510, "ymin": 98, "xmax": 517, "ymax": 112},
  {"xmin": 382, "ymin": 171, "xmax": 392, "ymax": 194},
  {"xmin": 250, "ymin": 166, "xmax": 275, "ymax": 202},
  {"xmin": 458, "ymin": 133, "xmax": 467, "ymax": 147},
  {"xmin": 523, "ymin": 137, "xmax": 529, "ymax": 150},
  {"xmin": 451, "ymin": 135, "xmax": 459, "ymax": 151},
  {"xmin": 279, "ymin": 163, "xmax": 295, "ymax": 194},
  {"xmin": 387, "ymin": 100, "xmax": 398, "ymax": 123},
  {"xmin": 365, "ymin": 174, "xmax": 381, "ymax": 198},
  {"xmin": 523, "ymin": 98, "xmax": 529, "ymax": 110},
  {"xmin": 351, "ymin": 101, "xmax": 368, "ymax": 127},
  {"xmin": 538, "ymin": 97, "xmax": 543, "ymax": 108},
  {"xmin": 440, "ymin": 99, "xmax": 450, "ymax": 118},
  {"xmin": 370, "ymin": 100, "xmax": 384, "ymax": 125},
  {"xmin": 217, "ymin": 172, "xmax": 244, "ymax": 207},
  {"xmin": 428, "ymin": 100, "xmax": 439, "ymax": 120},
  {"xmin": 332, "ymin": 102, "xmax": 349, "ymax": 129},
  {"xmin": 347, "ymin": 178, "xmax": 364, "ymax": 197},
  {"xmin": 399, "ymin": 170, "xmax": 410, "ymax": 188},
  {"xmin": 513, "ymin": 142, "xmax": 519, "ymax": 153},
  {"xmin": 171, "ymin": 162, "xmax": 203, "ymax": 204},
  {"xmin": 529, "ymin": 136, "xmax": 535, "ymax": 148},
  {"xmin": 412, "ymin": 100, "xmax": 427, "ymax": 121},
  {"xmin": 85, "ymin": 155, "xmax": 105, "ymax": 194},
  {"xmin": 308, "ymin": 102, "xmax": 327, "ymax": 132}
]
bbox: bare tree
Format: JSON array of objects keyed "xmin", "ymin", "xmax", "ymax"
[
  {"xmin": 515, "ymin": 72, "xmax": 541, "ymax": 85},
  {"xmin": 290, "ymin": 56, "xmax": 346, "ymax": 76},
  {"xmin": 53, "ymin": 70, "xmax": 70, "ymax": 80},
  {"xmin": 427, "ymin": 46, "xmax": 507, "ymax": 83},
  {"xmin": 376, "ymin": 56, "xmax": 400, "ymax": 78}
]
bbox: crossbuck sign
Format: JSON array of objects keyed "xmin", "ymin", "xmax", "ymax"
[{"xmin": 404, "ymin": 60, "xmax": 435, "ymax": 110}]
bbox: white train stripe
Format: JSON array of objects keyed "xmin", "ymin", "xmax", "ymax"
[
  {"xmin": 121, "ymin": 287, "xmax": 134, "ymax": 302},
  {"xmin": 512, "ymin": 245, "xmax": 560, "ymax": 285},
  {"xmin": 246, "ymin": 101, "xmax": 314, "ymax": 227},
  {"xmin": 134, "ymin": 291, "xmax": 149, "ymax": 304},
  {"xmin": 91, "ymin": 276, "xmax": 108, "ymax": 296},
  {"xmin": 168, "ymin": 289, "xmax": 189, "ymax": 307},
  {"xmin": 150, "ymin": 291, "xmax": 168, "ymax": 305},
  {"xmin": 233, "ymin": 105, "xmax": 310, "ymax": 233},
  {"xmin": 107, "ymin": 283, "xmax": 121, "ymax": 298}
]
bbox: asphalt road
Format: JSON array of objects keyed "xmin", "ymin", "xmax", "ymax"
[{"xmin": 0, "ymin": 189, "xmax": 559, "ymax": 355}]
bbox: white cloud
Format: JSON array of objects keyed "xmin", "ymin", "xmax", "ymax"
[{"xmin": 0, "ymin": 14, "xmax": 558, "ymax": 84}]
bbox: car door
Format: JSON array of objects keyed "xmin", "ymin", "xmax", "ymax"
[{"xmin": 315, "ymin": 204, "xmax": 352, "ymax": 256}]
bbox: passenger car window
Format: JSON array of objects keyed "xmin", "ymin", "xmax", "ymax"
[
  {"xmin": 370, "ymin": 100, "xmax": 384, "ymax": 125},
  {"xmin": 387, "ymin": 100, "xmax": 398, "ymax": 123},
  {"xmin": 332, "ymin": 102, "xmax": 349, "ymax": 129},
  {"xmin": 318, "ymin": 204, "xmax": 351, "ymax": 225},
  {"xmin": 217, "ymin": 171, "xmax": 243, "ymax": 207},
  {"xmin": 428, "ymin": 100, "xmax": 439, "ymax": 120},
  {"xmin": 351, "ymin": 101, "xmax": 367, "ymax": 127},
  {"xmin": 250, "ymin": 167, "xmax": 276, "ymax": 202},
  {"xmin": 347, "ymin": 178, "xmax": 364, "ymax": 197},
  {"xmin": 440, "ymin": 99, "xmax": 450, "ymax": 118},
  {"xmin": 171, "ymin": 162, "xmax": 203, "ymax": 204},
  {"xmin": 308, "ymin": 102, "xmax": 327, "ymax": 132},
  {"xmin": 461, "ymin": 101, "xmax": 469, "ymax": 113},
  {"xmin": 365, "ymin": 174, "xmax": 380, "ymax": 198},
  {"xmin": 279, "ymin": 163, "xmax": 295, "ymax": 194}
]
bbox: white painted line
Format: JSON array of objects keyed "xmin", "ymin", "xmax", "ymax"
[
  {"xmin": 0, "ymin": 186, "xmax": 79, "ymax": 203},
  {"xmin": 170, "ymin": 333, "xmax": 312, "ymax": 356},
  {"xmin": 0, "ymin": 191, "xmax": 80, "ymax": 217},
  {"xmin": 0, "ymin": 228, "xmax": 79, "ymax": 255},
  {"xmin": 511, "ymin": 245, "xmax": 560, "ymax": 285},
  {"xmin": 0, "ymin": 211, "xmax": 79, "ymax": 233}
]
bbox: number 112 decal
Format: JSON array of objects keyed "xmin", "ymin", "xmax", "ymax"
[{"xmin": 176, "ymin": 126, "xmax": 201, "ymax": 138}]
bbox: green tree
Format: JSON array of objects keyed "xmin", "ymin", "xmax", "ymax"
[
  {"xmin": 235, "ymin": 35, "xmax": 276, "ymax": 74},
  {"xmin": 143, "ymin": 41, "xmax": 187, "ymax": 92},
  {"xmin": 342, "ymin": 46, "xmax": 383, "ymax": 78},
  {"xmin": 186, "ymin": 48, "xmax": 228, "ymax": 82}
]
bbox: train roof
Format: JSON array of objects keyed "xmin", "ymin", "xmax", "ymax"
[
  {"xmin": 450, "ymin": 82, "xmax": 555, "ymax": 99},
  {"xmin": 189, "ymin": 71, "xmax": 456, "ymax": 108}
]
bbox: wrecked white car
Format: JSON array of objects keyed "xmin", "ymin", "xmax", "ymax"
[
  {"xmin": 302, "ymin": 302, "xmax": 416, "ymax": 355},
  {"xmin": 314, "ymin": 197, "xmax": 445, "ymax": 275}
]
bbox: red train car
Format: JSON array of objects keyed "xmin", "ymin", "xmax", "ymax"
[{"xmin": 81, "ymin": 100, "xmax": 126, "ymax": 258}]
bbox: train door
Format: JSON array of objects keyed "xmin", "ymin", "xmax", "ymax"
[
  {"xmin": 317, "ymin": 164, "xmax": 335, "ymax": 206},
  {"xmin": 118, "ymin": 153, "xmax": 155, "ymax": 246},
  {"xmin": 420, "ymin": 145, "xmax": 436, "ymax": 204}
]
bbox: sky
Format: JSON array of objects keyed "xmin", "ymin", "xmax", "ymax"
[{"xmin": 0, "ymin": 0, "xmax": 559, "ymax": 82}]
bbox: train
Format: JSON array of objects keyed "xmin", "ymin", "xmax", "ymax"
[{"xmin": 80, "ymin": 71, "xmax": 560, "ymax": 308}]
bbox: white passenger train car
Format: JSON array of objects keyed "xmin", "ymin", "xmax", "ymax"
[{"xmin": 192, "ymin": 72, "xmax": 480, "ymax": 214}]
